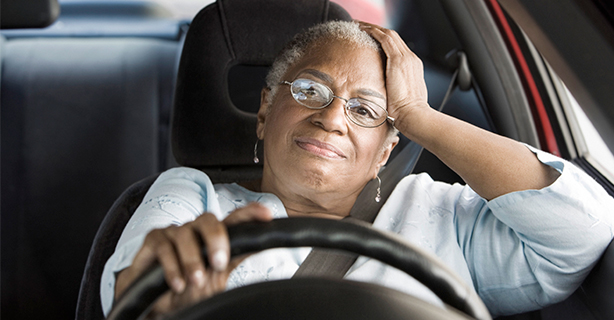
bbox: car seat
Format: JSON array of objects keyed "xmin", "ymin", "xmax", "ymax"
[{"xmin": 74, "ymin": 1, "xmax": 352, "ymax": 319}]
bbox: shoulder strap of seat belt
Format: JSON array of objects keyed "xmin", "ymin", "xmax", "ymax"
[{"xmin": 293, "ymin": 54, "xmax": 468, "ymax": 278}]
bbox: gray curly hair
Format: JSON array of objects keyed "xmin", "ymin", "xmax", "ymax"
[
  {"xmin": 264, "ymin": 20, "xmax": 398, "ymax": 138},
  {"xmin": 266, "ymin": 20, "xmax": 380, "ymax": 99}
]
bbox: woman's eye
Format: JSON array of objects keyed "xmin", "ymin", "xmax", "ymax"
[
  {"xmin": 303, "ymin": 87, "xmax": 319, "ymax": 97},
  {"xmin": 355, "ymin": 106, "xmax": 376, "ymax": 119},
  {"xmin": 300, "ymin": 86, "xmax": 331, "ymax": 103}
]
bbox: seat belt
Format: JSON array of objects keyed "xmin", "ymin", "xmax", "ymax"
[
  {"xmin": 293, "ymin": 52, "xmax": 470, "ymax": 278},
  {"xmin": 292, "ymin": 140, "xmax": 423, "ymax": 278}
]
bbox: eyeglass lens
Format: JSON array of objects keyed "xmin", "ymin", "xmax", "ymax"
[{"xmin": 288, "ymin": 79, "xmax": 387, "ymax": 127}]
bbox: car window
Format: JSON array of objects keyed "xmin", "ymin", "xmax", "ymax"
[
  {"xmin": 563, "ymin": 84, "xmax": 614, "ymax": 183},
  {"xmin": 137, "ymin": 0, "xmax": 216, "ymax": 19},
  {"xmin": 109, "ymin": 0, "xmax": 390, "ymax": 24}
]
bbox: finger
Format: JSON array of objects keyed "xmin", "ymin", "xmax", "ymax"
[
  {"xmin": 365, "ymin": 27, "xmax": 405, "ymax": 57},
  {"xmin": 355, "ymin": 19, "xmax": 376, "ymax": 29},
  {"xmin": 193, "ymin": 213, "xmax": 231, "ymax": 272},
  {"xmin": 154, "ymin": 227, "xmax": 188, "ymax": 293},
  {"xmin": 197, "ymin": 203, "xmax": 272, "ymax": 272},
  {"xmin": 171, "ymin": 225, "xmax": 206, "ymax": 289},
  {"xmin": 172, "ymin": 268, "xmax": 228, "ymax": 308},
  {"xmin": 202, "ymin": 255, "xmax": 249, "ymax": 296},
  {"xmin": 356, "ymin": 20, "xmax": 394, "ymax": 38},
  {"xmin": 358, "ymin": 21, "xmax": 412, "ymax": 57},
  {"xmin": 223, "ymin": 202, "xmax": 273, "ymax": 226},
  {"xmin": 358, "ymin": 22, "xmax": 424, "ymax": 82},
  {"xmin": 123, "ymin": 228, "xmax": 187, "ymax": 295},
  {"xmin": 115, "ymin": 240, "xmax": 158, "ymax": 298}
]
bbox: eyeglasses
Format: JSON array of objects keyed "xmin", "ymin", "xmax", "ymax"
[{"xmin": 280, "ymin": 79, "xmax": 394, "ymax": 128}]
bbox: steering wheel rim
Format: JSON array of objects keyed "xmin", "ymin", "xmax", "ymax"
[{"xmin": 107, "ymin": 218, "xmax": 491, "ymax": 320}]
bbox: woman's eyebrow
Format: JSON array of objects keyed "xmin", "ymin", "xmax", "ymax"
[
  {"xmin": 299, "ymin": 69, "xmax": 333, "ymax": 83},
  {"xmin": 358, "ymin": 88, "xmax": 386, "ymax": 101}
]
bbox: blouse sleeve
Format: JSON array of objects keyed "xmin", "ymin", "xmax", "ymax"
[
  {"xmin": 100, "ymin": 167, "xmax": 219, "ymax": 316},
  {"xmin": 456, "ymin": 146, "xmax": 614, "ymax": 316}
]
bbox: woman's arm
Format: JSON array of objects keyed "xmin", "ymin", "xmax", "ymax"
[
  {"xmin": 455, "ymin": 149, "xmax": 614, "ymax": 315},
  {"xmin": 361, "ymin": 21, "xmax": 614, "ymax": 315},
  {"xmin": 100, "ymin": 167, "xmax": 272, "ymax": 316},
  {"xmin": 400, "ymin": 108, "xmax": 560, "ymax": 200},
  {"xmin": 360, "ymin": 22, "xmax": 559, "ymax": 200}
]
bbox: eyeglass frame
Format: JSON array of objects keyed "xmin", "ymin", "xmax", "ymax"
[{"xmin": 279, "ymin": 79, "xmax": 395, "ymax": 128}]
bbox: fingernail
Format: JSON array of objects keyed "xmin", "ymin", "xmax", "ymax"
[
  {"xmin": 211, "ymin": 250, "xmax": 228, "ymax": 272},
  {"xmin": 192, "ymin": 270, "xmax": 205, "ymax": 288},
  {"xmin": 171, "ymin": 277, "xmax": 185, "ymax": 293}
]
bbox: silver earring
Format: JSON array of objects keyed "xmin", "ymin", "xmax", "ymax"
[
  {"xmin": 375, "ymin": 176, "xmax": 382, "ymax": 202},
  {"xmin": 253, "ymin": 140, "xmax": 260, "ymax": 164}
]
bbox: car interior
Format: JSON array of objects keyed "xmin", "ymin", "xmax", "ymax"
[{"xmin": 1, "ymin": 0, "xmax": 613, "ymax": 319}]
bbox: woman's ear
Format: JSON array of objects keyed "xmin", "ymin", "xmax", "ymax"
[
  {"xmin": 257, "ymin": 88, "xmax": 271, "ymax": 139},
  {"xmin": 373, "ymin": 135, "xmax": 399, "ymax": 178}
]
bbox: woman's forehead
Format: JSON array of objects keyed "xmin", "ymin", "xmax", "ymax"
[{"xmin": 288, "ymin": 42, "xmax": 386, "ymax": 95}]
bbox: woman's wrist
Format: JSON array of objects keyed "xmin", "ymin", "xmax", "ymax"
[{"xmin": 391, "ymin": 102, "xmax": 438, "ymax": 144}]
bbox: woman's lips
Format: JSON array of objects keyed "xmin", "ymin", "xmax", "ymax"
[{"xmin": 295, "ymin": 137, "xmax": 346, "ymax": 159}]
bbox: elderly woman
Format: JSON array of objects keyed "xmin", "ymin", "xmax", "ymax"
[{"xmin": 101, "ymin": 21, "xmax": 614, "ymax": 317}]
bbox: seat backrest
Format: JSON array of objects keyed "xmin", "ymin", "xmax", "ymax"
[
  {"xmin": 580, "ymin": 239, "xmax": 614, "ymax": 319},
  {"xmin": 538, "ymin": 239, "xmax": 614, "ymax": 320},
  {"xmin": 75, "ymin": 1, "xmax": 351, "ymax": 319},
  {"xmin": 1, "ymin": 36, "xmax": 180, "ymax": 319},
  {"xmin": 171, "ymin": 0, "xmax": 351, "ymax": 183}
]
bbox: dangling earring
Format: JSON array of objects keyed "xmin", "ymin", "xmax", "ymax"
[
  {"xmin": 253, "ymin": 140, "xmax": 260, "ymax": 164},
  {"xmin": 375, "ymin": 176, "xmax": 382, "ymax": 202}
]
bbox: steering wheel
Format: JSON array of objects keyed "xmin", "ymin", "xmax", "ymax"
[{"xmin": 107, "ymin": 218, "xmax": 491, "ymax": 320}]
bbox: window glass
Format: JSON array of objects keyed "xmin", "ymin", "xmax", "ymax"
[
  {"xmin": 565, "ymin": 85, "xmax": 614, "ymax": 181},
  {"xmin": 57, "ymin": 0, "xmax": 217, "ymax": 20},
  {"xmin": 137, "ymin": 0, "xmax": 393, "ymax": 24},
  {"xmin": 333, "ymin": 0, "xmax": 387, "ymax": 25},
  {"xmin": 145, "ymin": 0, "xmax": 216, "ymax": 19}
]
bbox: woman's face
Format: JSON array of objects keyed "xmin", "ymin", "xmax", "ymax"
[{"xmin": 257, "ymin": 40, "xmax": 397, "ymax": 207}]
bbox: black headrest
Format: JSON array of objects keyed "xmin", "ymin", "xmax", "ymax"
[
  {"xmin": 1, "ymin": 0, "xmax": 60, "ymax": 29},
  {"xmin": 171, "ymin": 0, "xmax": 352, "ymax": 175}
]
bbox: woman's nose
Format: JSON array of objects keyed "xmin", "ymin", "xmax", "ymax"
[{"xmin": 310, "ymin": 97, "xmax": 349, "ymax": 134}]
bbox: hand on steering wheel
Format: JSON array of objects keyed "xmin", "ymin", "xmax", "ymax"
[{"xmin": 114, "ymin": 203, "xmax": 273, "ymax": 316}]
